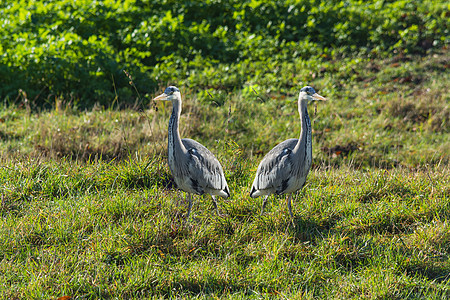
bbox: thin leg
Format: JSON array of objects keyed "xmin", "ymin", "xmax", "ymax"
[
  {"xmin": 212, "ymin": 195, "xmax": 221, "ymax": 216},
  {"xmin": 184, "ymin": 193, "xmax": 193, "ymax": 222},
  {"xmin": 287, "ymin": 194, "xmax": 293, "ymax": 218},
  {"xmin": 261, "ymin": 195, "xmax": 269, "ymax": 215}
]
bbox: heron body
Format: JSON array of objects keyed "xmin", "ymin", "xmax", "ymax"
[
  {"xmin": 154, "ymin": 86, "xmax": 229, "ymax": 221},
  {"xmin": 250, "ymin": 86, "xmax": 326, "ymax": 217}
]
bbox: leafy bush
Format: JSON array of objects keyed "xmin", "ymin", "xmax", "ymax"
[{"xmin": 0, "ymin": 0, "xmax": 447, "ymax": 107}]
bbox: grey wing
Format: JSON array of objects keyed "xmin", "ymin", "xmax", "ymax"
[
  {"xmin": 251, "ymin": 139, "xmax": 298, "ymax": 194},
  {"xmin": 182, "ymin": 138, "xmax": 229, "ymax": 196}
]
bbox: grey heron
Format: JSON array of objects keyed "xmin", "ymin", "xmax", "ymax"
[
  {"xmin": 153, "ymin": 86, "xmax": 230, "ymax": 221},
  {"xmin": 250, "ymin": 86, "xmax": 327, "ymax": 218}
]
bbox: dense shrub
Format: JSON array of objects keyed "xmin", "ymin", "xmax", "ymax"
[{"xmin": 0, "ymin": 0, "xmax": 447, "ymax": 107}]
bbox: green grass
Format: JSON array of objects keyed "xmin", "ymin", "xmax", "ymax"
[
  {"xmin": 1, "ymin": 158, "xmax": 449, "ymax": 298},
  {"xmin": 2, "ymin": 50, "xmax": 449, "ymax": 168},
  {"xmin": 1, "ymin": 50, "xmax": 449, "ymax": 298}
]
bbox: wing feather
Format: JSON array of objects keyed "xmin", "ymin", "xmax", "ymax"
[
  {"xmin": 182, "ymin": 138, "xmax": 229, "ymax": 196},
  {"xmin": 251, "ymin": 139, "xmax": 298, "ymax": 195}
]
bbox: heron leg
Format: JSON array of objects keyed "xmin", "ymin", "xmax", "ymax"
[
  {"xmin": 261, "ymin": 195, "xmax": 269, "ymax": 215},
  {"xmin": 212, "ymin": 195, "xmax": 221, "ymax": 216},
  {"xmin": 184, "ymin": 193, "xmax": 193, "ymax": 221},
  {"xmin": 287, "ymin": 194, "xmax": 294, "ymax": 218}
]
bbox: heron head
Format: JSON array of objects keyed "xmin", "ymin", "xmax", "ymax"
[
  {"xmin": 299, "ymin": 86, "xmax": 327, "ymax": 102},
  {"xmin": 153, "ymin": 86, "xmax": 181, "ymax": 101}
]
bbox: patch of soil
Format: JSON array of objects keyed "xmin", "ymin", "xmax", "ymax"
[{"xmin": 321, "ymin": 142, "xmax": 359, "ymax": 157}]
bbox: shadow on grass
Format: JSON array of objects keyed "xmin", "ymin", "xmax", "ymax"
[
  {"xmin": 120, "ymin": 277, "xmax": 271, "ymax": 298},
  {"xmin": 291, "ymin": 214, "xmax": 356, "ymax": 245},
  {"xmin": 403, "ymin": 260, "xmax": 450, "ymax": 283},
  {"xmin": 162, "ymin": 278, "xmax": 260, "ymax": 297},
  {"xmin": 0, "ymin": 194, "xmax": 27, "ymax": 217},
  {"xmin": 253, "ymin": 213, "xmax": 331, "ymax": 244},
  {"xmin": 0, "ymin": 129, "xmax": 22, "ymax": 141}
]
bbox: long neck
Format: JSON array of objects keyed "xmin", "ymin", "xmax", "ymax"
[
  {"xmin": 168, "ymin": 98, "xmax": 187, "ymax": 157},
  {"xmin": 294, "ymin": 99, "xmax": 312, "ymax": 154}
]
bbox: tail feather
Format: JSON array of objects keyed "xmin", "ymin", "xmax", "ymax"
[
  {"xmin": 224, "ymin": 186, "xmax": 230, "ymax": 198},
  {"xmin": 250, "ymin": 186, "xmax": 257, "ymax": 198}
]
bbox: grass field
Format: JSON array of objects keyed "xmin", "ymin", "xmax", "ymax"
[
  {"xmin": 1, "ymin": 49, "xmax": 449, "ymax": 298},
  {"xmin": 1, "ymin": 159, "xmax": 449, "ymax": 298}
]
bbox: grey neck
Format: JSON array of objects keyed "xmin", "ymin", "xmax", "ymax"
[
  {"xmin": 294, "ymin": 99, "xmax": 312, "ymax": 154},
  {"xmin": 168, "ymin": 99, "xmax": 187, "ymax": 156}
]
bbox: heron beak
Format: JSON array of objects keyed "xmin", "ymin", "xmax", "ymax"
[
  {"xmin": 153, "ymin": 92, "xmax": 169, "ymax": 101},
  {"xmin": 312, "ymin": 93, "xmax": 327, "ymax": 101}
]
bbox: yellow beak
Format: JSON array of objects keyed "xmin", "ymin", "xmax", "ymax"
[
  {"xmin": 312, "ymin": 93, "xmax": 327, "ymax": 101},
  {"xmin": 153, "ymin": 93, "xmax": 169, "ymax": 101}
]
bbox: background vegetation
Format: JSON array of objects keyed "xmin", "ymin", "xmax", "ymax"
[
  {"xmin": 0, "ymin": 0, "xmax": 449, "ymax": 299},
  {"xmin": 0, "ymin": 0, "xmax": 448, "ymax": 107}
]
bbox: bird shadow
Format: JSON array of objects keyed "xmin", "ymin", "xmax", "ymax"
[
  {"xmin": 289, "ymin": 216, "xmax": 329, "ymax": 242},
  {"xmin": 261, "ymin": 214, "xmax": 334, "ymax": 244}
]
